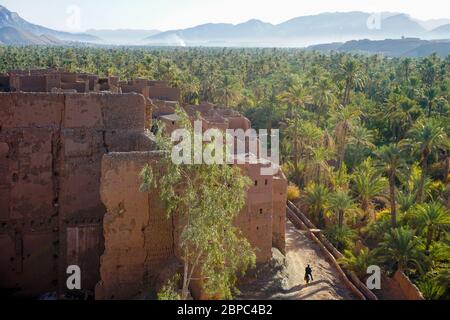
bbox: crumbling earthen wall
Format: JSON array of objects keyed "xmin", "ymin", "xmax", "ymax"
[
  {"xmin": 0, "ymin": 71, "xmax": 287, "ymax": 300},
  {"xmin": 96, "ymin": 152, "xmax": 175, "ymax": 300},
  {"xmin": 148, "ymin": 86, "xmax": 181, "ymax": 102},
  {"xmin": 0, "ymin": 92, "xmax": 150, "ymax": 297},
  {"xmin": 96, "ymin": 152, "xmax": 284, "ymax": 299}
]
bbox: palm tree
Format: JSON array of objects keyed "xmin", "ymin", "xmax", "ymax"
[
  {"xmin": 333, "ymin": 105, "xmax": 362, "ymax": 173},
  {"xmin": 308, "ymin": 146, "xmax": 332, "ymax": 185},
  {"xmin": 404, "ymin": 118, "xmax": 448, "ymax": 203},
  {"xmin": 400, "ymin": 58, "xmax": 413, "ymax": 83},
  {"xmin": 415, "ymin": 202, "xmax": 450, "ymax": 250},
  {"xmin": 384, "ymin": 94, "xmax": 416, "ymax": 142},
  {"xmin": 376, "ymin": 144, "xmax": 408, "ymax": 228},
  {"xmin": 424, "ymin": 88, "xmax": 438, "ymax": 118},
  {"xmin": 312, "ymin": 78, "xmax": 337, "ymax": 125},
  {"xmin": 419, "ymin": 57, "xmax": 437, "ymax": 91},
  {"xmin": 351, "ymin": 158, "xmax": 388, "ymax": 220},
  {"xmin": 302, "ymin": 183, "xmax": 330, "ymax": 228},
  {"xmin": 418, "ymin": 280, "xmax": 446, "ymax": 300},
  {"xmin": 339, "ymin": 248, "xmax": 377, "ymax": 279},
  {"xmin": 284, "ymin": 118, "xmax": 323, "ymax": 187},
  {"xmin": 327, "ymin": 190, "xmax": 358, "ymax": 229},
  {"xmin": 277, "ymin": 82, "xmax": 311, "ymax": 117},
  {"xmin": 283, "ymin": 115, "xmax": 305, "ymax": 187},
  {"xmin": 340, "ymin": 58, "xmax": 365, "ymax": 106},
  {"xmin": 217, "ymin": 74, "xmax": 242, "ymax": 107},
  {"xmin": 377, "ymin": 227, "xmax": 427, "ymax": 273},
  {"xmin": 325, "ymin": 225, "xmax": 357, "ymax": 251},
  {"xmin": 347, "ymin": 126, "xmax": 376, "ymax": 166},
  {"xmin": 436, "ymin": 268, "xmax": 450, "ymax": 292},
  {"xmin": 399, "ymin": 163, "xmax": 433, "ymax": 204}
]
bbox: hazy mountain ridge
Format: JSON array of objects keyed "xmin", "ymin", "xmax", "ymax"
[
  {"xmin": 308, "ymin": 38, "xmax": 450, "ymax": 57},
  {"xmin": 145, "ymin": 11, "xmax": 450, "ymax": 47},
  {"xmin": 0, "ymin": 5, "xmax": 98, "ymax": 43},
  {"xmin": 0, "ymin": 26, "xmax": 62, "ymax": 45},
  {"xmin": 0, "ymin": 4, "xmax": 449, "ymax": 49},
  {"xmin": 86, "ymin": 29, "xmax": 161, "ymax": 44},
  {"xmin": 431, "ymin": 23, "xmax": 450, "ymax": 35},
  {"xmin": 418, "ymin": 18, "xmax": 450, "ymax": 30}
]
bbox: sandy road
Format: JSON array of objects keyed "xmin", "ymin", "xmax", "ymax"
[
  {"xmin": 280, "ymin": 221, "xmax": 355, "ymax": 300},
  {"xmin": 237, "ymin": 221, "xmax": 355, "ymax": 300}
]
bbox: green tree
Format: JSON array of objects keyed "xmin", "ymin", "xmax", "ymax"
[
  {"xmin": 140, "ymin": 109, "xmax": 255, "ymax": 300},
  {"xmin": 301, "ymin": 183, "xmax": 329, "ymax": 228},
  {"xmin": 339, "ymin": 248, "xmax": 377, "ymax": 279},
  {"xmin": 376, "ymin": 145, "xmax": 408, "ymax": 228},
  {"xmin": 417, "ymin": 280, "xmax": 445, "ymax": 300},
  {"xmin": 312, "ymin": 77, "xmax": 337, "ymax": 125},
  {"xmin": 327, "ymin": 190, "xmax": 358, "ymax": 229},
  {"xmin": 414, "ymin": 202, "xmax": 450, "ymax": 251},
  {"xmin": 351, "ymin": 158, "xmax": 387, "ymax": 220},
  {"xmin": 377, "ymin": 227, "xmax": 427, "ymax": 273},
  {"xmin": 277, "ymin": 82, "xmax": 311, "ymax": 117},
  {"xmin": 404, "ymin": 118, "xmax": 448, "ymax": 203},
  {"xmin": 325, "ymin": 225, "xmax": 357, "ymax": 251},
  {"xmin": 333, "ymin": 105, "xmax": 362, "ymax": 173},
  {"xmin": 340, "ymin": 58, "xmax": 365, "ymax": 106}
]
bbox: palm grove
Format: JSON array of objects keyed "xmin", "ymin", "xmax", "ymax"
[{"xmin": 1, "ymin": 46, "xmax": 449, "ymax": 299}]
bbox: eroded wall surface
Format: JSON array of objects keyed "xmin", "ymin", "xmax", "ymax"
[
  {"xmin": 95, "ymin": 152, "xmax": 287, "ymax": 299},
  {"xmin": 272, "ymin": 172, "xmax": 288, "ymax": 254},
  {"xmin": 96, "ymin": 152, "xmax": 175, "ymax": 300},
  {"xmin": 0, "ymin": 92, "xmax": 149, "ymax": 297},
  {"xmin": 0, "ymin": 89, "xmax": 286, "ymax": 300}
]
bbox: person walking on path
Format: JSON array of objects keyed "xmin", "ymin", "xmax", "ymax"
[{"xmin": 305, "ymin": 265, "xmax": 314, "ymax": 284}]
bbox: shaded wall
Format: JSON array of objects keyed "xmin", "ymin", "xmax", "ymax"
[
  {"xmin": 96, "ymin": 152, "xmax": 175, "ymax": 300},
  {"xmin": 148, "ymin": 86, "xmax": 181, "ymax": 102},
  {"xmin": 272, "ymin": 171, "xmax": 288, "ymax": 254},
  {"xmin": 0, "ymin": 92, "xmax": 149, "ymax": 297}
]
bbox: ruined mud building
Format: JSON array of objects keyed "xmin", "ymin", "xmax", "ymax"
[{"xmin": 0, "ymin": 69, "xmax": 287, "ymax": 299}]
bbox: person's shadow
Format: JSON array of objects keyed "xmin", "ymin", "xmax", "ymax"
[{"xmin": 282, "ymin": 279, "xmax": 332, "ymax": 295}]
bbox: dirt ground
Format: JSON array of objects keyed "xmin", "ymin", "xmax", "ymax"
[{"xmin": 237, "ymin": 221, "xmax": 355, "ymax": 300}]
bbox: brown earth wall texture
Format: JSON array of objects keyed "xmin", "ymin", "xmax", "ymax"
[
  {"xmin": 0, "ymin": 92, "xmax": 148, "ymax": 297},
  {"xmin": 0, "ymin": 91, "xmax": 286, "ymax": 299}
]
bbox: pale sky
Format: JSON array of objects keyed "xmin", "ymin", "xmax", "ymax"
[{"xmin": 1, "ymin": 0, "xmax": 449, "ymax": 32}]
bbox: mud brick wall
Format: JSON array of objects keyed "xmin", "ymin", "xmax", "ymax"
[
  {"xmin": 61, "ymin": 81, "xmax": 89, "ymax": 93},
  {"xmin": 46, "ymin": 74, "xmax": 62, "ymax": 92},
  {"xmin": 272, "ymin": 171, "xmax": 287, "ymax": 254},
  {"xmin": 235, "ymin": 163, "xmax": 275, "ymax": 264},
  {"xmin": 0, "ymin": 94, "xmax": 63, "ymax": 296},
  {"xmin": 148, "ymin": 86, "xmax": 181, "ymax": 102},
  {"xmin": 96, "ymin": 152, "xmax": 175, "ymax": 300},
  {"xmin": 227, "ymin": 116, "xmax": 252, "ymax": 131},
  {"xmin": 0, "ymin": 92, "xmax": 148, "ymax": 297},
  {"xmin": 393, "ymin": 271, "xmax": 425, "ymax": 300},
  {"xmin": 97, "ymin": 153, "xmax": 285, "ymax": 299},
  {"xmin": 17, "ymin": 75, "xmax": 48, "ymax": 92}
]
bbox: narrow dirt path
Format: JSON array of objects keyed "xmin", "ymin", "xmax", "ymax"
[
  {"xmin": 237, "ymin": 221, "xmax": 355, "ymax": 300},
  {"xmin": 281, "ymin": 221, "xmax": 355, "ymax": 300}
]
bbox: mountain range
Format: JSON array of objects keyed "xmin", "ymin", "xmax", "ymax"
[
  {"xmin": 0, "ymin": 5, "xmax": 98, "ymax": 44},
  {"xmin": 0, "ymin": 4, "xmax": 450, "ymax": 52},
  {"xmin": 145, "ymin": 12, "xmax": 450, "ymax": 47},
  {"xmin": 308, "ymin": 38, "xmax": 450, "ymax": 57},
  {"xmin": 85, "ymin": 29, "xmax": 160, "ymax": 45}
]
